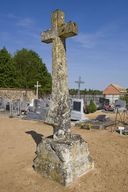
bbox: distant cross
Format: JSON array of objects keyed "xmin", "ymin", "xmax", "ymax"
[
  {"xmin": 34, "ymin": 81, "xmax": 41, "ymax": 99},
  {"xmin": 41, "ymin": 9, "xmax": 77, "ymax": 139},
  {"xmin": 75, "ymin": 76, "xmax": 85, "ymax": 98}
]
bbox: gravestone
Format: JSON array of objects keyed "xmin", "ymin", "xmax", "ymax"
[
  {"xmin": 24, "ymin": 99, "xmax": 49, "ymax": 121},
  {"xmin": 71, "ymin": 98, "xmax": 88, "ymax": 121},
  {"xmin": 0, "ymin": 97, "xmax": 5, "ymax": 111},
  {"xmin": 34, "ymin": 9, "xmax": 94, "ymax": 186},
  {"xmin": 115, "ymin": 99, "xmax": 126, "ymax": 112}
]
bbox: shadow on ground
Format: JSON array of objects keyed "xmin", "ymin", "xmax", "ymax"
[{"xmin": 26, "ymin": 130, "xmax": 44, "ymax": 146}]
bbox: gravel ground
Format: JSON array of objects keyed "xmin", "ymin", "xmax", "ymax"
[{"xmin": 0, "ymin": 111, "xmax": 128, "ymax": 192}]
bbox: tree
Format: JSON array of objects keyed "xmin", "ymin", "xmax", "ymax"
[
  {"xmin": 80, "ymin": 89, "xmax": 87, "ymax": 95},
  {"xmin": 13, "ymin": 48, "xmax": 52, "ymax": 93},
  {"xmin": 69, "ymin": 88, "xmax": 102, "ymax": 95},
  {"xmin": 0, "ymin": 47, "xmax": 16, "ymax": 87},
  {"xmin": 69, "ymin": 89, "xmax": 78, "ymax": 95},
  {"xmin": 86, "ymin": 100, "xmax": 97, "ymax": 113}
]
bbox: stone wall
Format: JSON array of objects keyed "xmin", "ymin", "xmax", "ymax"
[
  {"xmin": 71, "ymin": 94, "xmax": 103, "ymax": 105},
  {"xmin": 0, "ymin": 88, "xmax": 36, "ymax": 102}
]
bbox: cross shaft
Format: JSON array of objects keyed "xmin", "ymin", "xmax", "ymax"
[
  {"xmin": 41, "ymin": 9, "xmax": 77, "ymax": 139},
  {"xmin": 75, "ymin": 76, "xmax": 85, "ymax": 98}
]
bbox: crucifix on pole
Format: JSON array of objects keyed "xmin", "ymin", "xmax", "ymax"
[
  {"xmin": 34, "ymin": 81, "xmax": 41, "ymax": 99},
  {"xmin": 75, "ymin": 76, "xmax": 85, "ymax": 98}
]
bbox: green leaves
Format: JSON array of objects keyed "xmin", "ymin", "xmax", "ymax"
[
  {"xmin": 86, "ymin": 100, "xmax": 97, "ymax": 113},
  {"xmin": 0, "ymin": 47, "xmax": 52, "ymax": 94},
  {"xmin": 0, "ymin": 47, "xmax": 17, "ymax": 88},
  {"xmin": 69, "ymin": 88, "xmax": 102, "ymax": 95}
]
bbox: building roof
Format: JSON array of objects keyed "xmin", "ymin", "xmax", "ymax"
[{"xmin": 103, "ymin": 84, "xmax": 127, "ymax": 95}]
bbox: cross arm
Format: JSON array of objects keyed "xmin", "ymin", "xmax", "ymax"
[
  {"xmin": 75, "ymin": 81, "xmax": 85, "ymax": 84},
  {"xmin": 59, "ymin": 22, "xmax": 78, "ymax": 38},
  {"xmin": 34, "ymin": 85, "xmax": 41, "ymax": 88},
  {"xmin": 41, "ymin": 29, "xmax": 55, "ymax": 43}
]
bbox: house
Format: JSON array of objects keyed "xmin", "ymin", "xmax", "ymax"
[{"xmin": 103, "ymin": 84, "xmax": 127, "ymax": 104}]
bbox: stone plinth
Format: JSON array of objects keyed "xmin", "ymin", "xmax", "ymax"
[{"xmin": 33, "ymin": 134, "xmax": 94, "ymax": 186}]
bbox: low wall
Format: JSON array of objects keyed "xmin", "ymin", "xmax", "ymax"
[
  {"xmin": 71, "ymin": 94, "xmax": 103, "ymax": 105},
  {"xmin": 0, "ymin": 88, "xmax": 36, "ymax": 102}
]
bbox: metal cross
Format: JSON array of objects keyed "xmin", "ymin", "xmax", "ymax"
[
  {"xmin": 34, "ymin": 81, "xmax": 41, "ymax": 99},
  {"xmin": 75, "ymin": 76, "xmax": 85, "ymax": 98}
]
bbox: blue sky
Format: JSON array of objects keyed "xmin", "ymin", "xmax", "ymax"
[{"xmin": 0, "ymin": 0, "xmax": 128, "ymax": 90}]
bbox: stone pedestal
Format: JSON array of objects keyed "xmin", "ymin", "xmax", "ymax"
[{"xmin": 33, "ymin": 134, "xmax": 94, "ymax": 186}]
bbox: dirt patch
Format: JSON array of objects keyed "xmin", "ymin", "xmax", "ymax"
[{"xmin": 0, "ymin": 113, "xmax": 128, "ymax": 192}]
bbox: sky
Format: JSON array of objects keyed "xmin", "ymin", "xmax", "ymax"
[{"xmin": 0, "ymin": 0, "xmax": 128, "ymax": 90}]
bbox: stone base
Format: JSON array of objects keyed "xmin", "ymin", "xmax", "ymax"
[{"xmin": 33, "ymin": 134, "xmax": 94, "ymax": 186}]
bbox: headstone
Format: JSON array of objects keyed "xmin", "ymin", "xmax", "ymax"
[
  {"xmin": 0, "ymin": 97, "xmax": 5, "ymax": 111},
  {"xmin": 71, "ymin": 98, "xmax": 88, "ymax": 121},
  {"xmin": 24, "ymin": 99, "xmax": 49, "ymax": 121},
  {"xmin": 115, "ymin": 99, "xmax": 126, "ymax": 112},
  {"xmin": 34, "ymin": 9, "xmax": 94, "ymax": 186}
]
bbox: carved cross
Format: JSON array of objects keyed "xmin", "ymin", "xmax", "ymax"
[
  {"xmin": 41, "ymin": 9, "xmax": 77, "ymax": 139},
  {"xmin": 41, "ymin": 9, "xmax": 77, "ymax": 44}
]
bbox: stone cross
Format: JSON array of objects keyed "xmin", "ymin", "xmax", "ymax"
[
  {"xmin": 41, "ymin": 9, "xmax": 77, "ymax": 139},
  {"xmin": 75, "ymin": 76, "xmax": 84, "ymax": 98},
  {"xmin": 34, "ymin": 81, "xmax": 41, "ymax": 99}
]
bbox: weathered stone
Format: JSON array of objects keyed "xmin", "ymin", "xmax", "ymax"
[
  {"xmin": 33, "ymin": 134, "xmax": 94, "ymax": 186},
  {"xmin": 41, "ymin": 9, "xmax": 77, "ymax": 139},
  {"xmin": 0, "ymin": 88, "xmax": 36, "ymax": 102},
  {"xmin": 34, "ymin": 9, "xmax": 94, "ymax": 186}
]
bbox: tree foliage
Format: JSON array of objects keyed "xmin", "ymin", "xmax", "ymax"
[
  {"xmin": 0, "ymin": 47, "xmax": 52, "ymax": 94},
  {"xmin": 86, "ymin": 100, "xmax": 97, "ymax": 113},
  {"xmin": 69, "ymin": 88, "xmax": 102, "ymax": 95},
  {"xmin": 69, "ymin": 89, "xmax": 78, "ymax": 95},
  {"xmin": 0, "ymin": 47, "xmax": 17, "ymax": 87}
]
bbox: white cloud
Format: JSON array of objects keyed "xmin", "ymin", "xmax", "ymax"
[
  {"xmin": 16, "ymin": 18, "xmax": 35, "ymax": 28},
  {"xmin": 74, "ymin": 32, "xmax": 104, "ymax": 48},
  {"xmin": 73, "ymin": 19, "xmax": 128, "ymax": 49},
  {"xmin": 6, "ymin": 13, "xmax": 18, "ymax": 19}
]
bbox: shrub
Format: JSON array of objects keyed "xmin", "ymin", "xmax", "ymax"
[{"xmin": 86, "ymin": 100, "xmax": 97, "ymax": 113}]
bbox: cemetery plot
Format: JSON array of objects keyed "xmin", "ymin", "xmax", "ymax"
[
  {"xmin": 77, "ymin": 114, "xmax": 115, "ymax": 129},
  {"xmin": 22, "ymin": 98, "xmax": 49, "ymax": 121}
]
